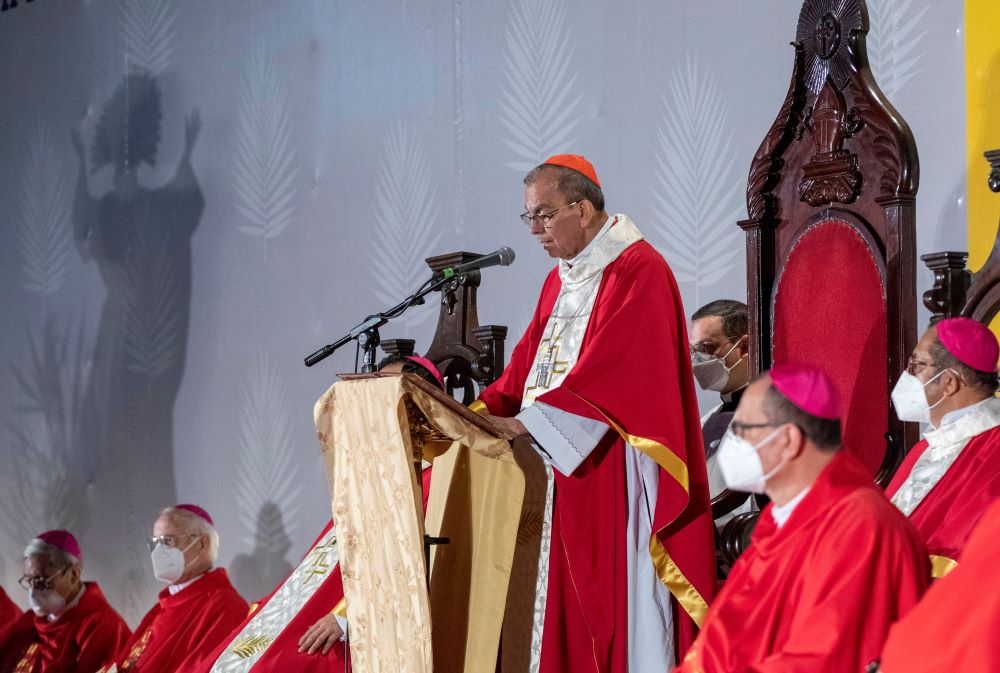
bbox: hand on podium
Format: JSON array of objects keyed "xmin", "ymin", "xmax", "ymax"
[{"xmin": 483, "ymin": 414, "xmax": 529, "ymax": 438}]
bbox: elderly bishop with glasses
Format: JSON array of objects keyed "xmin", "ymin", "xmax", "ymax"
[
  {"xmin": 106, "ymin": 504, "xmax": 247, "ymax": 673},
  {"xmin": 0, "ymin": 530, "xmax": 130, "ymax": 673},
  {"xmin": 473, "ymin": 155, "xmax": 716, "ymax": 672}
]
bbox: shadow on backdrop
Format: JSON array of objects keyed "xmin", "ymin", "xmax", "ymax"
[
  {"xmin": 229, "ymin": 501, "xmax": 294, "ymax": 601},
  {"xmin": 71, "ymin": 70, "xmax": 203, "ymax": 622}
]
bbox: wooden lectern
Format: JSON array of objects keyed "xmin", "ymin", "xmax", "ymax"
[{"xmin": 314, "ymin": 373, "xmax": 545, "ymax": 673}]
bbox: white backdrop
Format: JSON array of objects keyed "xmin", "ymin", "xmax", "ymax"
[{"xmin": 0, "ymin": 0, "xmax": 966, "ymax": 624}]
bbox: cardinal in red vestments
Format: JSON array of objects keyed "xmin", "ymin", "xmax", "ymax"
[
  {"xmin": 877, "ymin": 496, "xmax": 1000, "ymax": 673},
  {"xmin": 474, "ymin": 155, "xmax": 715, "ymax": 673},
  {"xmin": 674, "ymin": 365, "xmax": 929, "ymax": 673},
  {"xmin": 110, "ymin": 505, "xmax": 247, "ymax": 672},
  {"xmin": 0, "ymin": 531, "xmax": 130, "ymax": 673},
  {"xmin": 186, "ymin": 356, "xmax": 442, "ymax": 673},
  {"xmin": 886, "ymin": 317, "xmax": 1000, "ymax": 577},
  {"xmin": 0, "ymin": 586, "xmax": 21, "ymax": 644}
]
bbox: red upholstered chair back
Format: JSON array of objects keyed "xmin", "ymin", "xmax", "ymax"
[
  {"xmin": 740, "ymin": 0, "xmax": 920, "ymax": 480},
  {"xmin": 771, "ymin": 216, "xmax": 888, "ymax": 472}
]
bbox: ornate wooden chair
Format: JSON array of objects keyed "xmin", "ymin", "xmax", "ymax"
[{"xmin": 719, "ymin": 0, "xmax": 920, "ymax": 561}]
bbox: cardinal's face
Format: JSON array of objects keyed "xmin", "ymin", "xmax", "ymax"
[{"xmin": 523, "ymin": 175, "xmax": 588, "ymax": 260}]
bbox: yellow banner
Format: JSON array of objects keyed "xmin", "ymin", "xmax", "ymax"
[{"xmin": 965, "ymin": 0, "xmax": 1000, "ymax": 271}]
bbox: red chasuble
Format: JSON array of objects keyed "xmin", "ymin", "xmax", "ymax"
[
  {"xmin": 885, "ymin": 425, "xmax": 1000, "ymax": 572},
  {"xmin": 674, "ymin": 452, "xmax": 929, "ymax": 673},
  {"xmin": 0, "ymin": 587, "xmax": 21, "ymax": 645},
  {"xmin": 478, "ymin": 239, "xmax": 716, "ymax": 669},
  {"xmin": 879, "ymin": 497, "xmax": 1000, "ymax": 673},
  {"xmin": 0, "ymin": 582, "xmax": 130, "ymax": 673},
  {"xmin": 115, "ymin": 568, "xmax": 247, "ymax": 673}
]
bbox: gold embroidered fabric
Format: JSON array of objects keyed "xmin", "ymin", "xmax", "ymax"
[{"xmin": 314, "ymin": 374, "xmax": 531, "ymax": 673}]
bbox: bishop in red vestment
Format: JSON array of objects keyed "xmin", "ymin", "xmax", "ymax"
[
  {"xmin": 886, "ymin": 317, "xmax": 1000, "ymax": 577},
  {"xmin": 878, "ymin": 497, "xmax": 1000, "ymax": 673},
  {"xmin": 0, "ymin": 531, "xmax": 130, "ymax": 673},
  {"xmin": 475, "ymin": 155, "xmax": 716, "ymax": 673},
  {"xmin": 113, "ymin": 505, "xmax": 248, "ymax": 672},
  {"xmin": 674, "ymin": 365, "xmax": 929, "ymax": 673}
]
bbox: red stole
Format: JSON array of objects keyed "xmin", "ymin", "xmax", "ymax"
[
  {"xmin": 0, "ymin": 583, "xmax": 130, "ymax": 673},
  {"xmin": 879, "ymin": 497, "xmax": 1000, "ymax": 672},
  {"xmin": 675, "ymin": 452, "xmax": 928, "ymax": 673},
  {"xmin": 117, "ymin": 568, "xmax": 247, "ymax": 672},
  {"xmin": 478, "ymin": 240, "xmax": 716, "ymax": 668},
  {"xmin": 886, "ymin": 425, "xmax": 1000, "ymax": 564}
]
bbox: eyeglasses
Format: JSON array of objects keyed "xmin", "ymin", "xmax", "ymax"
[
  {"xmin": 690, "ymin": 338, "xmax": 737, "ymax": 357},
  {"xmin": 906, "ymin": 357, "xmax": 942, "ymax": 377},
  {"xmin": 729, "ymin": 421, "xmax": 783, "ymax": 439},
  {"xmin": 519, "ymin": 200, "xmax": 581, "ymax": 228},
  {"xmin": 147, "ymin": 534, "xmax": 197, "ymax": 552},
  {"xmin": 18, "ymin": 568, "xmax": 67, "ymax": 591}
]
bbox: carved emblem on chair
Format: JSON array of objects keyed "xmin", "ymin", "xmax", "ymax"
[
  {"xmin": 798, "ymin": 81, "xmax": 863, "ymax": 206},
  {"xmin": 814, "ymin": 12, "xmax": 841, "ymax": 59},
  {"xmin": 797, "ymin": 0, "xmax": 864, "ymax": 94}
]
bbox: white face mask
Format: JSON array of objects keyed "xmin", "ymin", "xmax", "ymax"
[
  {"xmin": 717, "ymin": 426, "xmax": 786, "ymax": 494},
  {"xmin": 692, "ymin": 340, "xmax": 744, "ymax": 392},
  {"xmin": 891, "ymin": 369, "xmax": 949, "ymax": 424},
  {"xmin": 29, "ymin": 588, "xmax": 67, "ymax": 617},
  {"xmin": 150, "ymin": 538, "xmax": 198, "ymax": 584}
]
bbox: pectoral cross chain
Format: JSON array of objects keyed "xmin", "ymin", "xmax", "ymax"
[{"xmin": 534, "ymin": 337, "xmax": 569, "ymax": 389}]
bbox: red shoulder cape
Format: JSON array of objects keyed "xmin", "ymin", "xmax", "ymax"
[
  {"xmin": 117, "ymin": 568, "xmax": 248, "ymax": 673},
  {"xmin": 879, "ymin": 497, "xmax": 1000, "ymax": 672},
  {"xmin": 0, "ymin": 582, "xmax": 130, "ymax": 673},
  {"xmin": 886, "ymin": 425, "xmax": 1000, "ymax": 563},
  {"xmin": 479, "ymin": 239, "xmax": 716, "ymax": 660},
  {"xmin": 0, "ymin": 587, "xmax": 21, "ymax": 645},
  {"xmin": 675, "ymin": 452, "xmax": 928, "ymax": 673}
]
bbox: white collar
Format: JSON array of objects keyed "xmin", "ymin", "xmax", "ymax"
[
  {"xmin": 47, "ymin": 584, "xmax": 85, "ymax": 622},
  {"xmin": 924, "ymin": 396, "xmax": 1000, "ymax": 447},
  {"xmin": 557, "ymin": 214, "xmax": 643, "ymax": 286},
  {"xmin": 937, "ymin": 396, "xmax": 995, "ymax": 428},
  {"xmin": 168, "ymin": 572, "xmax": 206, "ymax": 595},
  {"xmin": 771, "ymin": 486, "xmax": 811, "ymax": 528}
]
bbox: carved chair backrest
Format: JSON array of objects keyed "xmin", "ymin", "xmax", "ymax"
[{"xmin": 740, "ymin": 0, "xmax": 919, "ymax": 481}]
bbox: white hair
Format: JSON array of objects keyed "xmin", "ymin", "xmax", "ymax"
[
  {"xmin": 23, "ymin": 539, "xmax": 80, "ymax": 571},
  {"xmin": 160, "ymin": 507, "xmax": 219, "ymax": 562}
]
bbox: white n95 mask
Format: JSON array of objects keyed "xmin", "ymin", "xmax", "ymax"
[
  {"xmin": 891, "ymin": 370, "xmax": 948, "ymax": 424},
  {"xmin": 150, "ymin": 538, "xmax": 197, "ymax": 584},
  {"xmin": 717, "ymin": 426, "xmax": 785, "ymax": 494},
  {"xmin": 29, "ymin": 588, "xmax": 66, "ymax": 617},
  {"xmin": 692, "ymin": 341, "xmax": 743, "ymax": 392}
]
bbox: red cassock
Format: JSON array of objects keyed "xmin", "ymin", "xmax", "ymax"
[
  {"xmin": 115, "ymin": 568, "xmax": 248, "ymax": 672},
  {"xmin": 0, "ymin": 587, "xmax": 21, "ymax": 644},
  {"xmin": 0, "ymin": 582, "xmax": 130, "ymax": 673},
  {"xmin": 477, "ymin": 240, "xmax": 716, "ymax": 670},
  {"xmin": 673, "ymin": 452, "xmax": 929, "ymax": 673},
  {"xmin": 885, "ymin": 425, "xmax": 1000, "ymax": 566},
  {"xmin": 879, "ymin": 497, "xmax": 1000, "ymax": 673}
]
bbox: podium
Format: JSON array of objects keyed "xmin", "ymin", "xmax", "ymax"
[{"xmin": 313, "ymin": 373, "xmax": 546, "ymax": 673}]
